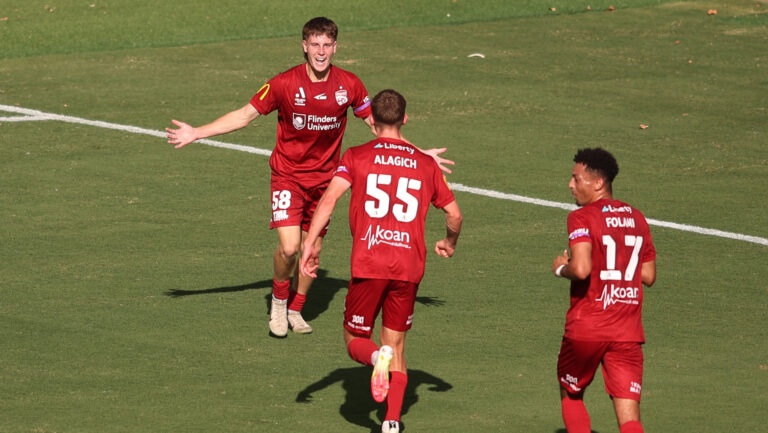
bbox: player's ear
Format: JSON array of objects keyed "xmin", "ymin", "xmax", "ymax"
[
  {"xmin": 302, "ymin": 39, "xmax": 308, "ymax": 53},
  {"xmin": 594, "ymin": 176, "xmax": 604, "ymax": 191},
  {"xmin": 403, "ymin": 113, "xmax": 408, "ymax": 125}
]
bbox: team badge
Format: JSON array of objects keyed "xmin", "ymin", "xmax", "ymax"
[
  {"xmin": 335, "ymin": 89, "xmax": 348, "ymax": 105},
  {"xmin": 292, "ymin": 113, "xmax": 307, "ymax": 130}
]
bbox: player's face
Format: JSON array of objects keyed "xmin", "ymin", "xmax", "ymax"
[
  {"xmin": 569, "ymin": 163, "xmax": 597, "ymax": 206},
  {"xmin": 303, "ymin": 34, "xmax": 336, "ymax": 78}
]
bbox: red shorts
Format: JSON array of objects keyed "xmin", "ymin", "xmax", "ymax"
[
  {"xmin": 269, "ymin": 177, "xmax": 329, "ymax": 235},
  {"xmin": 557, "ymin": 338, "xmax": 644, "ymax": 401},
  {"xmin": 344, "ymin": 278, "xmax": 419, "ymax": 338}
]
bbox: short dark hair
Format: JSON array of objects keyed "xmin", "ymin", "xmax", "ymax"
[
  {"xmin": 302, "ymin": 17, "xmax": 338, "ymax": 41},
  {"xmin": 371, "ymin": 89, "xmax": 406, "ymax": 126},
  {"xmin": 574, "ymin": 147, "xmax": 619, "ymax": 183}
]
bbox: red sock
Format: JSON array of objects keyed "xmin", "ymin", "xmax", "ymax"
[
  {"xmin": 288, "ymin": 292, "xmax": 306, "ymax": 312},
  {"xmin": 272, "ymin": 279, "xmax": 290, "ymax": 300},
  {"xmin": 561, "ymin": 397, "xmax": 591, "ymax": 433},
  {"xmin": 385, "ymin": 371, "xmax": 408, "ymax": 422},
  {"xmin": 619, "ymin": 420, "xmax": 644, "ymax": 433},
  {"xmin": 347, "ymin": 338, "xmax": 378, "ymax": 366}
]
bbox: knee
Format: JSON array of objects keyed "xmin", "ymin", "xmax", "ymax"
[{"xmin": 277, "ymin": 243, "xmax": 300, "ymax": 261}]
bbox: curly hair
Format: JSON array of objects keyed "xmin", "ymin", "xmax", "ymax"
[{"xmin": 573, "ymin": 148, "xmax": 619, "ymax": 183}]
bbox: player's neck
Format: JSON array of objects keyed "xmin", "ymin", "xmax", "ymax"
[
  {"xmin": 375, "ymin": 126, "xmax": 404, "ymax": 141},
  {"xmin": 588, "ymin": 192, "xmax": 612, "ymax": 205},
  {"xmin": 305, "ymin": 63, "xmax": 331, "ymax": 82}
]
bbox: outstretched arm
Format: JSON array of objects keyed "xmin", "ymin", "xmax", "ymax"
[
  {"xmin": 300, "ymin": 176, "xmax": 352, "ymax": 278},
  {"xmin": 166, "ymin": 103, "xmax": 260, "ymax": 149},
  {"xmin": 434, "ymin": 200, "xmax": 462, "ymax": 258}
]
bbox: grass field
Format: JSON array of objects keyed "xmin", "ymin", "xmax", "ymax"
[{"xmin": 1, "ymin": 1, "xmax": 766, "ymax": 432}]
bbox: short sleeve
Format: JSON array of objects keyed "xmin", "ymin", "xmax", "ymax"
[
  {"xmin": 349, "ymin": 75, "xmax": 371, "ymax": 119},
  {"xmin": 334, "ymin": 148, "xmax": 355, "ymax": 184},
  {"xmin": 431, "ymin": 163, "xmax": 455, "ymax": 209},
  {"xmin": 249, "ymin": 77, "xmax": 280, "ymax": 115},
  {"xmin": 567, "ymin": 211, "xmax": 593, "ymax": 246}
]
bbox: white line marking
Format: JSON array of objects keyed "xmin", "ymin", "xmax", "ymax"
[{"xmin": 2, "ymin": 104, "xmax": 766, "ymax": 246}]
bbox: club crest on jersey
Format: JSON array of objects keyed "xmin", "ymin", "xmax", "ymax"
[
  {"xmin": 292, "ymin": 113, "xmax": 307, "ymax": 130},
  {"xmin": 335, "ymin": 89, "xmax": 348, "ymax": 105}
]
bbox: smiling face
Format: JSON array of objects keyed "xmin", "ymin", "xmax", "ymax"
[{"xmin": 303, "ymin": 33, "xmax": 336, "ymax": 81}]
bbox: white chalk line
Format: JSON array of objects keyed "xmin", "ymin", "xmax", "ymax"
[{"xmin": 2, "ymin": 103, "xmax": 766, "ymax": 247}]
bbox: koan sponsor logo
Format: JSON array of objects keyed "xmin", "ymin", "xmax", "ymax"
[
  {"xmin": 595, "ymin": 283, "xmax": 640, "ymax": 310},
  {"xmin": 360, "ymin": 224, "xmax": 411, "ymax": 250}
]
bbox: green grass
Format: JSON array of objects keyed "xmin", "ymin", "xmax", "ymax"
[{"xmin": 1, "ymin": 1, "xmax": 766, "ymax": 432}]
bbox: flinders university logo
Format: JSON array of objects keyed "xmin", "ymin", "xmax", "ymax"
[{"xmin": 292, "ymin": 113, "xmax": 306, "ymax": 130}]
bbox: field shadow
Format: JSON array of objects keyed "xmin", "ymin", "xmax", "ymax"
[
  {"xmin": 555, "ymin": 429, "xmax": 601, "ymax": 433},
  {"xmin": 164, "ymin": 270, "xmax": 447, "ymax": 323},
  {"xmin": 296, "ymin": 366, "xmax": 452, "ymax": 432},
  {"xmin": 163, "ymin": 269, "xmax": 348, "ymax": 322}
]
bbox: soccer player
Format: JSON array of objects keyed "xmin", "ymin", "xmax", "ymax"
[
  {"xmin": 299, "ymin": 89, "xmax": 462, "ymax": 433},
  {"xmin": 551, "ymin": 148, "xmax": 657, "ymax": 433},
  {"xmin": 166, "ymin": 18, "xmax": 453, "ymax": 337}
]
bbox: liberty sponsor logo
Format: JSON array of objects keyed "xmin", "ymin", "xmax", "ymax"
[
  {"xmin": 292, "ymin": 113, "xmax": 342, "ymax": 131},
  {"xmin": 335, "ymin": 165, "xmax": 350, "ymax": 175},
  {"xmin": 374, "ymin": 154, "xmax": 417, "ymax": 169},
  {"xmin": 361, "ymin": 224, "xmax": 412, "ymax": 250},
  {"xmin": 569, "ymin": 228, "xmax": 590, "ymax": 240},
  {"xmin": 602, "ymin": 204, "xmax": 633, "ymax": 213},
  {"xmin": 595, "ymin": 283, "xmax": 640, "ymax": 310},
  {"xmin": 605, "ymin": 217, "xmax": 635, "ymax": 228},
  {"xmin": 373, "ymin": 142, "xmax": 415, "ymax": 154},
  {"xmin": 335, "ymin": 88, "xmax": 348, "ymax": 105},
  {"xmin": 294, "ymin": 87, "xmax": 306, "ymax": 106},
  {"xmin": 630, "ymin": 381, "xmax": 642, "ymax": 394},
  {"xmin": 313, "ymin": 93, "xmax": 327, "ymax": 100}
]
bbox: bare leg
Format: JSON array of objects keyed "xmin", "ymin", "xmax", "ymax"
[
  {"xmin": 613, "ymin": 397, "xmax": 640, "ymax": 424},
  {"xmin": 273, "ymin": 226, "xmax": 302, "ymax": 282},
  {"xmin": 292, "ymin": 230, "xmax": 322, "ymax": 296}
]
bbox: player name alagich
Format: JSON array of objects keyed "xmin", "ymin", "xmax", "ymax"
[{"xmin": 374, "ymin": 154, "xmax": 417, "ymax": 169}]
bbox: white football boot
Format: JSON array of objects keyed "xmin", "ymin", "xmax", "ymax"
[
  {"xmin": 268, "ymin": 296, "xmax": 288, "ymax": 337},
  {"xmin": 287, "ymin": 310, "xmax": 313, "ymax": 334},
  {"xmin": 381, "ymin": 420, "xmax": 400, "ymax": 433}
]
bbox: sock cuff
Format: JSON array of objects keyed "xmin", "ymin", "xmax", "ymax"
[
  {"xmin": 619, "ymin": 420, "xmax": 644, "ymax": 433},
  {"xmin": 272, "ymin": 279, "xmax": 290, "ymax": 300},
  {"xmin": 390, "ymin": 370, "xmax": 408, "ymax": 385}
]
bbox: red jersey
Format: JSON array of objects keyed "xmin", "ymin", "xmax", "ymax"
[
  {"xmin": 250, "ymin": 64, "xmax": 371, "ymax": 188},
  {"xmin": 334, "ymin": 138, "xmax": 455, "ymax": 283},
  {"xmin": 564, "ymin": 199, "xmax": 656, "ymax": 342}
]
